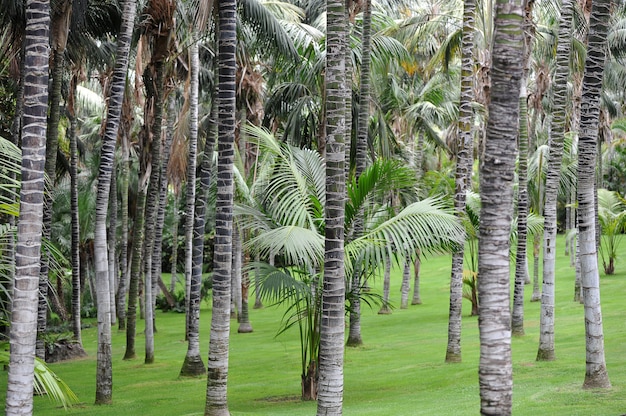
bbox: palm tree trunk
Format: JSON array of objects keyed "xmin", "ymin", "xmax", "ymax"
[
  {"xmin": 238, "ymin": 239, "xmax": 253, "ymax": 333},
  {"xmin": 411, "ymin": 255, "xmax": 422, "ymax": 305},
  {"xmin": 231, "ymin": 225, "xmax": 242, "ymax": 320},
  {"xmin": 346, "ymin": 0, "xmax": 372, "ymax": 348},
  {"xmin": 170, "ymin": 192, "xmax": 180, "ymax": 293},
  {"xmin": 68, "ymin": 75, "xmax": 83, "ymax": 345},
  {"xmin": 577, "ymin": 0, "xmax": 611, "ymax": 389},
  {"xmin": 512, "ymin": 4, "xmax": 534, "ymax": 333},
  {"xmin": 574, "ymin": 229, "xmax": 582, "ymax": 302},
  {"xmin": 143, "ymin": 60, "xmax": 166, "ymax": 365},
  {"xmin": 6, "ymin": 0, "xmax": 50, "ymax": 411},
  {"xmin": 205, "ymin": 1, "xmax": 236, "ymax": 412},
  {"xmin": 183, "ymin": 49, "xmax": 199, "ymax": 338},
  {"xmin": 183, "ymin": 37, "xmax": 199, "ymax": 342},
  {"xmin": 93, "ymin": 0, "xmax": 136, "ymax": 403},
  {"xmin": 445, "ymin": 0, "xmax": 475, "ymax": 364},
  {"xmin": 152, "ymin": 94, "xmax": 175, "ymax": 316},
  {"xmin": 117, "ymin": 91, "xmax": 132, "ymax": 331},
  {"xmin": 537, "ymin": 0, "xmax": 574, "ymax": 362},
  {"xmin": 181, "ymin": 59, "xmax": 213, "ymax": 376},
  {"xmin": 400, "ymin": 260, "xmax": 410, "ymax": 309},
  {"xmin": 124, "ymin": 185, "xmax": 146, "ymax": 361},
  {"xmin": 531, "ymin": 233, "xmax": 541, "ymax": 301},
  {"xmin": 512, "ymin": 81, "xmax": 529, "ymax": 336},
  {"xmin": 36, "ymin": 47, "xmax": 64, "ymax": 359},
  {"xmin": 108, "ymin": 162, "xmax": 118, "ymax": 326},
  {"xmin": 254, "ymin": 252, "xmax": 263, "ymax": 309},
  {"xmin": 412, "ymin": 132, "xmax": 425, "ymax": 306},
  {"xmin": 378, "ymin": 257, "xmax": 392, "ymax": 315},
  {"xmin": 316, "ymin": 0, "xmax": 347, "ymax": 411},
  {"xmin": 477, "ymin": 0, "xmax": 524, "ymax": 412}
]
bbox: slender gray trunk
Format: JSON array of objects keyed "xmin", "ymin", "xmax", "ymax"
[
  {"xmin": 400, "ymin": 260, "xmax": 410, "ymax": 309},
  {"xmin": 6, "ymin": 1, "xmax": 50, "ymax": 411},
  {"xmin": 445, "ymin": 0, "xmax": 475, "ymax": 364},
  {"xmin": 537, "ymin": 0, "xmax": 574, "ymax": 362},
  {"xmin": 205, "ymin": 2, "xmax": 236, "ymax": 412},
  {"xmin": 378, "ymin": 257, "xmax": 392, "ymax": 315},
  {"xmin": 577, "ymin": 0, "xmax": 611, "ymax": 388}
]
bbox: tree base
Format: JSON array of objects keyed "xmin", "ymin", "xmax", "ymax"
[
  {"xmin": 411, "ymin": 299, "xmax": 422, "ymax": 305},
  {"xmin": 238, "ymin": 322, "xmax": 253, "ymax": 333},
  {"xmin": 378, "ymin": 306, "xmax": 392, "ymax": 315},
  {"xmin": 204, "ymin": 405, "xmax": 231, "ymax": 416},
  {"xmin": 512, "ymin": 326, "xmax": 525, "ymax": 337},
  {"xmin": 530, "ymin": 293, "xmax": 541, "ymax": 302},
  {"xmin": 536, "ymin": 348, "xmax": 555, "ymax": 361},
  {"xmin": 253, "ymin": 299, "xmax": 263, "ymax": 309},
  {"xmin": 301, "ymin": 364, "xmax": 317, "ymax": 401},
  {"xmin": 346, "ymin": 336, "xmax": 363, "ymax": 347},
  {"xmin": 583, "ymin": 369, "xmax": 611, "ymax": 389},
  {"xmin": 445, "ymin": 351, "xmax": 461, "ymax": 363},
  {"xmin": 179, "ymin": 354, "xmax": 206, "ymax": 377}
]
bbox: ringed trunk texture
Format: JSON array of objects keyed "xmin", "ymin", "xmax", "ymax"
[
  {"xmin": 68, "ymin": 77, "xmax": 82, "ymax": 344},
  {"xmin": 477, "ymin": 0, "xmax": 524, "ymax": 412},
  {"xmin": 143, "ymin": 60, "xmax": 166, "ymax": 365},
  {"xmin": 537, "ymin": 0, "xmax": 574, "ymax": 362},
  {"xmin": 181, "ymin": 44, "xmax": 211, "ymax": 376},
  {"xmin": 316, "ymin": 0, "xmax": 347, "ymax": 412},
  {"xmin": 577, "ymin": 0, "xmax": 611, "ymax": 389},
  {"xmin": 205, "ymin": 1, "xmax": 236, "ymax": 413},
  {"xmin": 93, "ymin": 0, "xmax": 136, "ymax": 404},
  {"xmin": 6, "ymin": 0, "xmax": 50, "ymax": 412},
  {"xmin": 37, "ymin": 47, "xmax": 64, "ymax": 360},
  {"xmin": 445, "ymin": 0, "xmax": 475, "ymax": 364}
]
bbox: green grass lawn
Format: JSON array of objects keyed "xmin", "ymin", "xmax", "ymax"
[{"xmin": 2, "ymin": 235, "xmax": 626, "ymax": 415}]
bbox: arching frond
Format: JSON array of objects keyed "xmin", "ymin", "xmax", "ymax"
[
  {"xmin": 246, "ymin": 225, "xmax": 324, "ymax": 267},
  {"xmin": 345, "ymin": 159, "xmax": 418, "ymax": 232},
  {"xmin": 239, "ymin": 0, "xmax": 299, "ymax": 61},
  {"xmin": 351, "ymin": 197, "xmax": 465, "ymax": 269}
]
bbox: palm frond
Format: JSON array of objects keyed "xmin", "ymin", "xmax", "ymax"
[
  {"xmin": 351, "ymin": 197, "xmax": 465, "ymax": 269},
  {"xmin": 246, "ymin": 226, "xmax": 324, "ymax": 268},
  {"xmin": 0, "ymin": 350, "xmax": 79, "ymax": 409},
  {"xmin": 239, "ymin": 0, "xmax": 299, "ymax": 61}
]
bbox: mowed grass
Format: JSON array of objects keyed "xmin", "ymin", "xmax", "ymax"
[{"xmin": 2, "ymin": 235, "xmax": 626, "ymax": 415}]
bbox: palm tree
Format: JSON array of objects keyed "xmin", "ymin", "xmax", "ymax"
[
  {"xmin": 577, "ymin": 0, "xmax": 611, "ymax": 389},
  {"xmin": 445, "ymin": 0, "xmax": 476, "ymax": 364},
  {"xmin": 5, "ymin": 0, "xmax": 51, "ymax": 412},
  {"xmin": 93, "ymin": 0, "xmax": 137, "ymax": 404},
  {"xmin": 511, "ymin": 0, "xmax": 536, "ymax": 337},
  {"xmin": 68, "ymin": 75, "xmax": 82, "ymax": 345},
  {"xmin": 597, "ymin": 189, "xmax": 626, "ymax": 275},
  {"xmin": 477, "ymin": 0, "xmax": 524, "ymax": 413},
  {"xmin": 316, "ymin": 1, "xmax": 348, "ymax": 410},
  {"xmin": 37, "ymin": 0, "xmax": 73, "ymax": 359},
  {"xmin": 181, "ymin": 41, "xmax": 211, "ymax": 378},
  {"xmin": 537, "ymin": 0, "xmax": 574, "ymax": 362},
  {"xmin": 205, "ymin": 0, "xmax": 237, "ymax": 413},
  {"xmin": 347, "ymin": 0, "xmax": 372, "ymax": 346},
  {"xmin": 116, "ymin": 87, "xmax": 133, "ymax": 331},
  {"xmin": 240, "ymin": 126, "xmax": 464, "ymax": 400}
]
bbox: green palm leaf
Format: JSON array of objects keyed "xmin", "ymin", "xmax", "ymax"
[
  {"xmin": 246, "ymin": 225, "xmax": 324, "ymax": 267},
  {"xmin": 350, "ymin": 197, "xmax": 465, "ymax": 269},
  {"xmin": 0, "ymin": 350, "xmax": 79, "ymax": 409}
]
